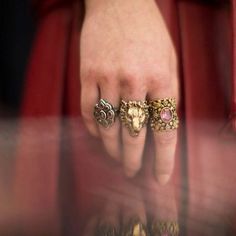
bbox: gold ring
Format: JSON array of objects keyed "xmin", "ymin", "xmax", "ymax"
[
  {"xmin": 121, "ymin": 218, "xmax": 148, "ymax": 236},
  {"xmin": 95, "ymin": 223, "xmax": 119, "ymax": 236},
  {"xmin": 149, "ymin": 221, "xmax": 179, "ymax": 236},
  {"xmin": 149, "ymin": 98, "xmax": 179, "ymax": 132},
  {"xmin": 119, "ymin": 100, "xmax": 149, "ymax": 137},
  {"xmin": 94, "ymin": 99, "xmax": 118, "ymax": 128}
]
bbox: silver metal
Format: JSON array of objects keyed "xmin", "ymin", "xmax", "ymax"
[{"xmin": 94, "ymin": 99, "xmax": 118, "ymax": 128}]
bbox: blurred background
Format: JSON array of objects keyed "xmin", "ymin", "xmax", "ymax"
[{"xmin": 0, "ymin": 0, "xmax": 34, "ymax": 116}]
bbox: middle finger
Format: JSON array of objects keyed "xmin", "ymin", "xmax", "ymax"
[{"xmin": 120, "ymin": 84, "xmax": 148, "ymax": 177}]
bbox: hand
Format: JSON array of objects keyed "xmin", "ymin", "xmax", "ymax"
[{"xmin": 80, "ymin": 0, "xmax": 179, "ymax": 184}]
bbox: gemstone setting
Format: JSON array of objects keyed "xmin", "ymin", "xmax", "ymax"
[
  {"xmin": 149, "ymin": 98, "xmax": 179, "ymax": 132},
  {"xmin": 160, "ymin": 107, "xmax": 173, "ymax": 123}
]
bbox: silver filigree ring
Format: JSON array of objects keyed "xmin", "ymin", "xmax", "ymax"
[{"xmin": 94, "ymin": 99, "xmax": 118, "ymax": 128}]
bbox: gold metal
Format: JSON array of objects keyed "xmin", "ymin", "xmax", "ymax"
[
  {"xmin": 149, "ymin": 221, "xmax": 179, "ymax": 236},
  {"xmin": 96, "ymin": 223, "xmax": 119, "ymax": 236},
  {"xmin": 94, "ymin": 99, "xmax": 118, "ymax": 128},
  {"xmin": 121, "ymin": 218, "xmax": 147, "ymax": 236},
  {"xmin": 119, "ymin": 100, "xmax": 149, "ymax": 137},
  {"xmin": 149, "ymin": 98, "xmax": 179, "ymax": 132}
]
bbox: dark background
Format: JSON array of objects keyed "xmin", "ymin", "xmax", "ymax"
[{"xmin": 0, "ymin": 0, "xmax": 35, "ymax": 115}]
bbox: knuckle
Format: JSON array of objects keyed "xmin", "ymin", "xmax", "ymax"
[
  {"xmin": 80, "ymin": 66, "xmax": 97, "ymax": 80},
  {"xmin": 155, "ymin": 131, "xmax": 177, "ymax": 146},
  {"xmin": 120, "ymin": 75, "xmax": 139, "ymax": 89},
  {"xmin": 120, "ymin": 76, "xmax": 146, "ymax": 95},
  {"xmin": 149, "ymin": 72, "xmax": 172, "ymax": 91},
  {"xmin": 119, "ymin": 67, "xmax": 142, "ymax": 86},
  {"xmin": 98, "ymin": 68, "xmax": 116, "ymax": 85},
  {"xmin": 81, "ymin": 65, "xmax": 111, "ymax": 82},
  {"xmin": 123, "ymin": 133, "xmax": 146, "ymax": 148},
  {"xmin": 99, "ymin": 74, "xmax": 112, "ymax": 85},
  {"xmin": 124, "ymin": 138, "xmax": 138, "ymax": 148},
  {"xmin": 82, "ymin": 66, "xmax": 118, "ymax": 87}
]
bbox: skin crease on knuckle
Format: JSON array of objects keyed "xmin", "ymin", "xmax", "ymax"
[
  {"xmin": 80, "ymin": 66, "xmax": 97, "ymax": 83},
  {"xmin": 148, "ymin": 72, "xmax": 174, "ymax": 94},
  {"xmin": 155, "ymin": 131, "xmax": 177, "ymax": 146},
  {"xmin": 119, "ymin": 73, "xmax": 147, "ymax": 97},
  {"xmin": 122, "ymin": 132, "xmax": 146, "ymax": 147},
  {"xmin": 155, "ymin": 159, "xmax": 174, "ymax": 176}
]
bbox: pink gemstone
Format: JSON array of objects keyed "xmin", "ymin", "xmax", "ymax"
[{"xmin": 160, "ymin": 108, "xmax": 172, "ymax": 123}]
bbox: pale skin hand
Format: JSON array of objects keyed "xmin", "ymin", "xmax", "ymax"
[{"xmin": 80, "ymin": 0, "xmax": 178, "ymax": 184}]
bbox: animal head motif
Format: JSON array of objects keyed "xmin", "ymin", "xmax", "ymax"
[
  {"xmin": 120, "ymin": 101, "xmax": 149, "ymax": 136},
  {"xmin": 132, "ymin": 223, "xmax": 147, "ymax": 236}
]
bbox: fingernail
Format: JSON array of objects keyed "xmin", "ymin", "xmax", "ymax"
[{"xmin": 157, "ymin": 174, "xmax": 170, "ymax": 185}]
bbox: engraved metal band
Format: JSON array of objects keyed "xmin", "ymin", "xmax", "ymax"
[{"xmin": 94, "ymin": 99, "xmax": 118, "ymax": 128}]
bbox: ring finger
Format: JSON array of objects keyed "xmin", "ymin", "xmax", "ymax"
[{"xmin": 149, "ymin": 86, "xmax": 179, "ymax": 185}]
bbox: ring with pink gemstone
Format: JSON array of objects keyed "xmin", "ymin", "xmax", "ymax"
[{"xmin": 149, "ymin": 98, "xmax": 179, "ymax": 132}]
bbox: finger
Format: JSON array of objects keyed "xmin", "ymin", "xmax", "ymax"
[
  {"xmin": 120, "ymin": 83, "xmax": 147, "ymax": 177},
  {"xmin": 97, "ymin": 201, "xmax": 120, "ymax": 235},
  {"xmin": 143, "ymin": 179, "xmax": 178, "ymax": 220},
  {"xmin": 149, "ymin": 84, "xmax": 178, "ymax": 185},
  {"xmin": 81, "ymin": 82, "xmax": 99, "ymax": 137},
  {"xmin": 98, "ymin": 81, "xmax": 121, "ymax": 160},
  {"xmin": 121, "ymin": 189, "xmax": 146, "ymax": 223},
  {"xmin": 154, "ymin": 130, "xmax": 177, "ymax": 184},
  {"xmin": 145, "ymin": 185, "xmax": 179, "ymax": 236},
  {"xmin": 121, "ymin": 186, "xmax": 147, "ymax": 235}
]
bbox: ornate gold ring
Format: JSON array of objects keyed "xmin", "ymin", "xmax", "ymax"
[
  {"xmin": 95, "ymin": 223, "xmax": 119, "ymax": 236},
  {"xmin": 149, "ymin": 98, "xmax": 179, "ymax": 132},
  {"xmin": 149, "ymin": 221, "xmax": 179, "ymax": 236},
  {"xmin": 119, "ymin": 100, "xmax": 149, "ymax": 137}
]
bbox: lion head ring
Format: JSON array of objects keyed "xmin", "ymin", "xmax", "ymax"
[
  {"xmin": 119, "ymin": 100, "xmax": 149, "ymax": 137},
  {"xmin": 121, "ymin": 218, "xmax": 148, "ymax": 236},
  {"xmin": 94, "ymin": 99, "xmax": 118, "ymax": 128}
]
